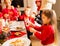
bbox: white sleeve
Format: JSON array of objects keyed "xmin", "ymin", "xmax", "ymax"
[
  {"xmin": 35, "ymin": 21, "xmax": 41, "ymax": 27},
  {"xmin": 47, "ymin": 0, "xmax": 56, "ymax": 4}
]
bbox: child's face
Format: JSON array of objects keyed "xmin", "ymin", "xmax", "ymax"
[
  {"xmin": 42, "ymin": 14, "xmax": 51, "ymax": 24},
  {"xmin": 25, "ymin": 8, "xmax": 31, "ymax": 16},
  {"xmin": 31, "ymin": 13, "xmax": 35, "ymax": 18}
]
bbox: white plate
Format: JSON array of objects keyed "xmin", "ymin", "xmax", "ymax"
[
  {"xmin": 9, "ymin": 21, "xmax": 26, "ymax": 32},
  {"xmin": 2, "ymin": 37, "xmax": 31, "ymax": 46}
]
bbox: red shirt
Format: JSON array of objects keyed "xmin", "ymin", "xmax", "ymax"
[
  {"xmin": 0, "ymin": 12, "xmax": 3, "ymax": 18},
  {"xmin": 34, "ymin": 25, "xmax": 54, "ymax": 45},
  {"xmin": 2, "ymin": 8, "xmax": 18, "ymax": 21},
  {"xmin": 0, "ymin": 25, "xmax": 2, "ymax": 34},
  {"xmin": 29, "ymin": 17, "xmax": 35, "ymax": 24},
  {"xmin": 19, "ymin": 14, "xmax": 35, "ymax": 23},
  {"xmin": 19, "ymin": 14, "xmax": 35, "ymax": 30}
]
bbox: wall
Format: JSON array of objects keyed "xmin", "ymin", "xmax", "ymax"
[
  {"xmin": 53, "ymin": 0, "xmax": 60, "ymax": 20},
  {"xmin": 28, "ymin": 0, "xmax": 60, "ymax": 19},
  {"xmin": 28, "ymin": 0, "xmax": 37, "ymax": 14}
]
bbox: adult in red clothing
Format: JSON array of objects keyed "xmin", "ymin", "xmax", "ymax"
[
  {"xmin": 29, "ymin": 10, "xmax": 58, "ymax": 46},
  {"xmin": 0, "ymin": 12, "xmax": 3, "ymax": 18},
  {"xmin": 2, "ymin": 0, "xmax": 18, "ymax": 21}
]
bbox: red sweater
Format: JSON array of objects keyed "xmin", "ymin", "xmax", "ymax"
[
  {"xmin": 19, "ymin": 14, "xmax": 35, "ymax": 30},
  {"xmin": 34, "ymin": 25, "xmax": 54, "ymax": 45},
  {"xmin": 19, "ymin": 14, "xmax": 35, "ymax": 23},
  {"xmin": 0, "ymin": 12, "xmax": 3, "ymax": 18},
  {"xmin": 2, "ymin": 8, "xmax": 18, "ymax": 21}
]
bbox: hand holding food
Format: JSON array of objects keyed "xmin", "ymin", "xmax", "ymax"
[{"xmin": 29, "ymin": 27, "xmax": 36, "ymax": 33}]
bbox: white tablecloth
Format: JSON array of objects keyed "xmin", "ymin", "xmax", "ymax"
[{"xmin": 2, "ymin": 21, "xmax": 31, "ymax": 46}]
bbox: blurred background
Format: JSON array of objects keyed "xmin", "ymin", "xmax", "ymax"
[{"xmin": 0, "ymin": 0, "xmax": 60, "ymax": 46}]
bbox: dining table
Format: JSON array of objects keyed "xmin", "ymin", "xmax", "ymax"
[{"xmin": 1, "ymin": 21, "xmax": 31, "ymax": 46}]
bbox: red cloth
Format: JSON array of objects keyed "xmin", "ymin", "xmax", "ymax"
[
  {"xmin": 0, "ymin": 29, "xmax": 2, "ymax": 34},
  {"xmin": 19, "ymin": 14, "xmax": 35, "ymax": 23},
  {"xmin": 37, "ymin": 6, "xmax": 41, "ymax": 11},
  {"xmin": 29, "ymin": 17, "xmax": 35, "ymax": 24},
  {"xmin": 9, "ymin": 31, "xmax": 26, "ymax": 39},
  {"xmin": 2, "ymin": 8, "xmax": 18, "ymax": 21},
  {"xmin": 19, "ymin": 14, "xmax": 30, "ymax": 30},
  {"xmin": 36, "ymin": 0, "xmax": 41, "ymax": 1},
  {"xmin": 19, "ymin": 14, "xmax": 35, "ymax": 31},
  {"xmin": 19, "ymin": 14, "xmax": 24, "ymax": 21},
  {"xmin": 34, "ymin": 25, "xmax": 54, "ymax": 45},
  {"xmin": 0, "ymin": 12, "xmax": 3, "ymax": 18}
]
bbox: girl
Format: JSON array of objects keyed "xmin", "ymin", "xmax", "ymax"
[{"xmin": 29, "ymin": 10, "xmax": 58, "ymax": 46}]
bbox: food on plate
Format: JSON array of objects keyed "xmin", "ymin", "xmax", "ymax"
[
  {"xmin": 15, "ymin": 32, "xmax": 21, "ymax": 36},
  {"xmin": 2, "ymin": 26, "xmax": 10, "ymax": 33},
  {"xmin": 16, "ymin": 27, "xmax": 23, "ymax": 30},
  {"xmin": 3, "ymin": 26, "xmax": 9, "ymax": 31},
  {"xmin": 10, "ymin": 39, "xmax": 24, "ymax": 46}
]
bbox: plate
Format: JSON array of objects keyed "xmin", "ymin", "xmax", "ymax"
[{"xmin": 2, "ymin": 37, "xmax": 31, "ymax": 46}]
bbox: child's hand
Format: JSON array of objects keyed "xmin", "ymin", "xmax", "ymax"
[
  {"xmin": 11, "ymin": 6, "xmax": 14, "ymax": 9},
  {"xmin": 4, "ymin": 14, "xmax": 9, "ymax": 18},
  {"xmin": 29, "ymin": 27, "xmax": 36, "ymax": 33},
  {"xmin": 28, "ymin": 22, "xmax": 35, "ymax": 28}
]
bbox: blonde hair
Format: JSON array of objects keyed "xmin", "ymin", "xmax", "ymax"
[
  {"xmin": 4, "ymin": 0, "xmax": 12, "ymax": 4},
  {"xmin": 42, "ymin": 10, "xmax": 58, "ymax": 46},
  {"xmin": 24, "ymin": 6, "xmax": 31, "ymax": 11},
  {"xmin": 52, "ymin": 10, "xmax": 58, "ymax": 46}
]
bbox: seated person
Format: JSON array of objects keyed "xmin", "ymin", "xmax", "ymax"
[{"xmin": 2, "ymin": 0, "xmax": 19, "ymax": 21}]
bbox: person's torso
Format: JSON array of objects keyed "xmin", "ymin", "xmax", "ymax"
[
  {"xmin": 2, "ymin": 8, "xmax": 18, "ymax": 21},
  {"xmin": 41, "ymin": 25, "xmax": 54, "ymax": 45}
]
